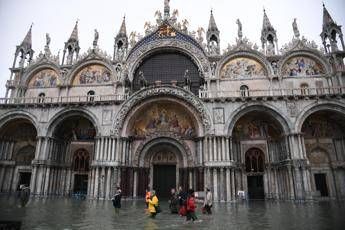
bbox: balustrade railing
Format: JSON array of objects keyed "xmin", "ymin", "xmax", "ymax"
[
  {"xmin": 0, "ymin": 94, "xmax": 128, "ymax": 105},
  {"xmin": 198, "ymin": 87, "xmax": 345, "ymax": 99}
]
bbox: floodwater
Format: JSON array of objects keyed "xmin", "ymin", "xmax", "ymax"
[{"xmin": 0, "ymin": 196, "xmax": 344, "ymax": 230}]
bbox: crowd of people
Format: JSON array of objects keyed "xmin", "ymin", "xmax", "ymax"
[{"xmin": 112, "ymin": 185, "xmax": 213, "ymax": 223}]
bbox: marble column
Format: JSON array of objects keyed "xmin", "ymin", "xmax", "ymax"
[
  {"xmin": 100, "ymin": 138, "xmax": 104, "ymax": 161},
  {"xmin": 226, "ymin": 168, "xmax": 231, "ymax": 201},
  {"xmin": 208, "ymin": 137, "xmax": 213, "ymax": 162},
  {"xmin": 203, "ymin": 137, "xmax": 208, "ymax": 162},
  {"xmin": 225, "ymin": 137, "xmax": 230, "ymax": 161},
  {"xmin": 189, "ymin": 170, "xmax": 193, "ymax": 189},
  {"xmin": 95, "ymin": 138, "xmax": 100, "ymax": 160},
  {"xmin": 44, "ymin": 167, "xmax": 51, "ymax": 195},
  {"xmin": 220, "ymin": 168, "xmax": 224, "ymax": 201},
  {"xmin": 100, "ymin": 167, "xmax": 105, "ymax": 199},
  {"xmin": 115, "ymin": 138, "xmax": 121, "ymax": 163},
  {"xmin": 133, "ymin": 169, "xmax": 138, "ymax": 198},
  {"xmin": 94, "ymin": 167, "xmax": 99, "ymax": 198},
  {"xmin": 106, "ymin": 167, "xmax": 111, "ymax": 199},
  {"xmin": 213, "ymin": 168, "xmax": 218, "ymax": 201},
  {"xmin": 231, "ymin": 169, "xmax": 236, "ymax": 200},
  {"xmin": 0, "ymin": 166, "xmax": 5, "ymax": 191}
]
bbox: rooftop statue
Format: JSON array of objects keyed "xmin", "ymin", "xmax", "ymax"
[{"xmin": 292, "ymin": 18, "xmax": 300, "ymax": 39}]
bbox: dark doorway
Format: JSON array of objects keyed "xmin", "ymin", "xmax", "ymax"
[
  {"xmin": 18, "ymin": 172, "xmax": 31, "ymax": 190},
  {"xmin": 153, "ymin": 165, "xmax": 176, "ymax": 198},
  {"xmin": 314, "ymin": 173, "xmax": 328, "ymax": 197},
  {"xmin": 74, "ymin": 174, "xmax": 88, "ymax": 195},
  {"xmin": 247, "ymin": 175, "xmax": 264, "ymax": 199}
]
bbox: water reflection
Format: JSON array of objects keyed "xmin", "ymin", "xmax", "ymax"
[{"xmin": 0, "ymin": 196, "xmax": 344, "ymax": 230}]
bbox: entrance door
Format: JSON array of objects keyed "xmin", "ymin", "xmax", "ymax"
[
  {"xmin": 74, "ymin": 174, "xmax": 88, "ymax": 194},
  {"xmin": 18, "ymin": 172, "xmax": 31, "ymax": 190},
  {"xmin": 153, "ymin": 165, "xmax": 176, "ymax": 198},
  {"xmin": 314, "ymin": 173, "xmax": 328, "ymax": 197},
  {"xmin": 247, "ymin": 175, "xmax": 264, "ymax": 199}
]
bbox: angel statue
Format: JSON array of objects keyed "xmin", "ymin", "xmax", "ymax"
[
  {"xmin": 292, "ymin": 18, "xmax": 300, "ymax": 39},
  {"xmin": 236, "ymin": 19, "xmax": 243, "ymax": 40},
  {"xmin": 129, "ymin": 32, "xmax": 137, "ymax": 48},
  {"xmin": 170, "ymin": 9, "xmax": 178, "ymax": 24},
  {"xmin": 182, "ymin": 19, "xmax": 189, "ymax": 32},
  {"xmin": 144, "ymin": 21, "xmax": 154, "ymax": 35},
  {"xmin": 196, "ymin": 27, "xmax": 205, "ymax": 44},
  {"xmin": 155, "ymin": 10, "xmax": 163, "ymax": 25},
  {"xmin": 46, "ymin": 33, "xmax": 51, "ymax": 46}
]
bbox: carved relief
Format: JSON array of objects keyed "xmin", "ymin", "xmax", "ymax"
[
  {"xmin": 213, "ymin": 107, "xmax": 224, "ymax": 124},
  {"xmin": 73, "ymin": 64, "xmax": 112, "ymax": 85},
  {"xmin": 152, "ymin": 151, "xmax": 177, "ymax": 164},
  {"xmin": 308, "ymin": 148, "xmax": 329, "ymax": 164},
  {"xmin": 220, "ymin": 57, "xmax": 266, "ymax": 78},
  {"xmin": 130, "ymin": 102, "xmax": 195, "ymax": 137},
  {"xmin": 286, "ymin": 101, "xmax": 298, "ymax": 117},
  {"xmin": 102, "ymin": 110, "xmax": 113, "ymax": 125},
  {"xmin": 282, "ymin": 56, "xmax": 325, "ymax": 77},
  {"xmin": 29, "ymin": 69, "xmax": 58, "ymax": 88}
]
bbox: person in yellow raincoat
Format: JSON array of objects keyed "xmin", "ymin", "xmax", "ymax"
[{"xmin": 147, "ymin": 190, "xmax": 159, "ymax": 218}]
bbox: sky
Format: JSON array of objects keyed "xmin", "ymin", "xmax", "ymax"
[{"xmin": 0, "ymin": 0, "xmax": 344, "ymax": 97}]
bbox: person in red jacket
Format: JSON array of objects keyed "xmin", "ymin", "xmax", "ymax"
[{"xmin": 186, "ymin": 189, "xmax": 198, "ymax": 221}]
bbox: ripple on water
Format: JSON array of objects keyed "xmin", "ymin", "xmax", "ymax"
[{"xmin": 0, "ymin": 196, "xmax": 345, "ymax": 230}]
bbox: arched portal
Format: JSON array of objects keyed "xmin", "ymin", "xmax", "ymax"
[
  {"xmin": 245, "ymin": 148, "xmax": 265, "ymax": 200},
  {"xmin": 230, "ymin": 108, "xmax": 287, "ymax": 200},
  {"xmin": 301, "ymin": 110, "xmax": 345, "ymax": 199},
  {"xmin": 48, "ymin": 113, "xmax": 96, "ymax": 197},
  {"xmin": 133, "ymin": 136, "xmax": 199, "ymax": 198},
  {"xmin": 0, "ymin": 117, "xmax": 37, "ymax": 193}
]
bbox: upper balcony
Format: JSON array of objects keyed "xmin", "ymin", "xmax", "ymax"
[
  {"xmin": 199, "ymin": 87, "xmax": 345, "ymax": 101},
  {"xmin": 0, "ymin": 94, "xmax": 128, "ymax": 107}
]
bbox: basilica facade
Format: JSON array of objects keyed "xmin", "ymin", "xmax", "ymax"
[{"xmin": 0, "ymin": 1, "xmax": 345, "ymax": 201}]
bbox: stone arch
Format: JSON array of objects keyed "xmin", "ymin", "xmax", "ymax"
[
  {"xmin": 295, "ymin": 102, "xmax": 345, "ymax": 133},
  {"xmin": 279, "ymin": 50, "xmax": 332, "ymax": 77},
  {"xmin": 133, "ymin": 135, "xmax": 194, "ymax": 168},
  {"xmin": 122, "ymin": 97, "xmax": 202, "ymax": 137},
  {"xmin": 0, "ymin": 110, "xmax": 38, "ymax": 135},
  {"xmin": 67, "ymin": 59, "xmax": 115, "ymax": 86},
  {"xmin": 226, "ymin": 103, "xmax": 291, "ymax": 136},
  {"xmin": 114, "ymin": 85, "xmax": 212, "ymax": 136},
  {"xmin": 217, "ymin": 50, "xmax": 274, "ymax": 78},
  {"xmin": 125, "ymin": 39, "xmax": 210, "ymax": 82},
  {"xmin": 23, "ymin": 63, "xmax": 61, "ymax": 87},
  {"xmin": 46, "ymin": 108, "xmax": 101, "ymax": 137}
]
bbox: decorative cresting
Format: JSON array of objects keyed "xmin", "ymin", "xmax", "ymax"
[
  {"xmin": 217, "ymin": 50, "xmax": 273, "ymax": 79},
  {"xmin": 113, "ymin": 85, "xmax": 212, "ymax": 136},
  {"xmin": 125, "ymin": 38, "xmax": 210, "ymax": 82},
  {"xmin": 133, "ymin": 133, "xmax": 194, "ymax": 167},
  {"xmin": 278, "ymin": 50, "xmax": 331, "ymax": 77}
]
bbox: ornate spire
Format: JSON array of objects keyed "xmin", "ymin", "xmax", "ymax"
[
  {"xmin": 68, "ymin": 20, "xmax": 79, "ymax": 42},
  {"xmin": 262, "ymin": 9, "xmax": 273, "ymax": 30},
  {"xmin": 261, "ymin": 9, "xmax": 278, "ymax": 55},
  {"xmin": 208, "ymin": 9, "xmax": 219, "ymax": 32},
  {"xmin": 322, "ymin": 3, "xmax": 335, "ymax": 30},
  {"xmin": 21, "ymin": 23, "xmax": 33, "ymax": 48},
  {"xmin": 119, "ymin": 16, "xmax": 127, "ymax": 36}
]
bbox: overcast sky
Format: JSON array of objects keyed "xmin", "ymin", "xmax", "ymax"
[{"xmin": 0, "ymin": 0, "xmax": 344, "ymax": 97}]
